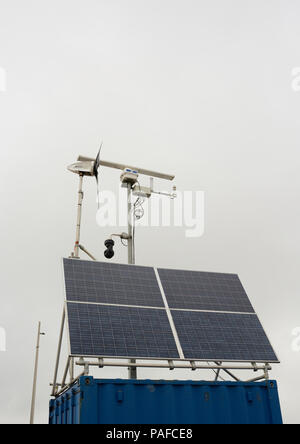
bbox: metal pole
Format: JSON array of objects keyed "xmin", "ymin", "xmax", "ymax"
[
  {"xmin": 127, "ymin": 183, "xmax": 134, "ymax": 265},
  {"xmin": 74, "ymin": 174, "xmax": 84, "ymax": 258},
  {"xmin": 127, "ymin": 183, "xmax": 137, "ymax": 379},
  {"xmin": 30, "ymin": 322, "xmax": 44, "ymax": 425},
  {"xmin": 69, "ymin": 357, "xmax": 74, "ymax": 382},
  {"xmin": 51, "ymin": 309, "xmax": 66, "ymax": 396}
]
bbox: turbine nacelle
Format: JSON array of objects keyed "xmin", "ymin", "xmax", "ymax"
[
  {"xmin": 67, "ymin": 160, "xmax": 96, "ymax": 176},
  {"xmin": 68, "ymin": 145, "xmax": 102, "ymax": 177}
]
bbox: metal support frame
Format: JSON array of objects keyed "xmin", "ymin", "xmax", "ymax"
[
  {"xmin": 69, "ymin": 357, "xmax": 74, "ymax": 381},
  {"xmin": 50, "ymin": 357, "xmax": 272, "ymax": 398},
  {"xmin": 74, "ymin": 358, "xmax": 271, "ymax": 373},
  {"xmin": 212, "ymin": 362, "xmax": 241, "ymax": 382},
  {"xmin": 50, "ymin": 372, "xmax": 86, "ymax": 398},
  {"xmin": 51, "ymin": 309, "xmax": 66, "ymax": 396}
]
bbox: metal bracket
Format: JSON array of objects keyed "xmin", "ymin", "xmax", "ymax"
[
  {"xmin": 168, "ymin": 360, "xmax": 175, "ymax": 370},
  {"xmin": 251, "ymin": 362, "xmax": 258, "ymax": 372},
  {"xmin": 264, "ymin": 364, "xmax": 270, "ymax": 381},
  {"xmin": 190, "ymin": 361, "xmax": 197, "ymax": 371}
]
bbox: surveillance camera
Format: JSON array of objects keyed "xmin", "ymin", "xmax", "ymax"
[{"xmin": 104, "ymin": 239, "xmax": 115, "ymax": 259}]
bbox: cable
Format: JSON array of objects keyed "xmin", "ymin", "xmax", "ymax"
[
  {"xmin": 121, "ymin": 238, "xmax": 128, "ymax": 247},
  {"xmin": 133, "ymin": 180, "xmax": 145, "ymax": 220},
  {"xmin": 131, "ymin": 180, "xmax": 146, "ymax": 261}
]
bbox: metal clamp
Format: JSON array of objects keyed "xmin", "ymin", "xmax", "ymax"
[
  {"xmin": 190, "ymin": 361, "xmax": 197, "ymax": 371},
  {"xmin": 168, "ymin": 360, "xmax": 175, "ymax": 370},
  {"xmin": 251, "ymin": 362, "xmax": 258, "ymax": 372}
]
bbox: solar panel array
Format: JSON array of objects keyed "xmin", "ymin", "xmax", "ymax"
[{"xmin": 63, "ymin": 258, "xmax": 279, "ymax": 363}]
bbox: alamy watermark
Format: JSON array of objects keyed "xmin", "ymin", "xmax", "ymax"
[
  {"xmin": 96, "ymin": 189, "xmax": 205, "ymax": 238},
  {"xmin": 291, "ymin": 327, "xmax": 300, "ymax": 352},
  {"xmin": 291, "ymin": 67, "xmax": 300, "ymax": 92},
  {"xmin": 0, "ymin": 327, "xmax": 6, "ymax": 352},
  {"xmin": 0, "ymin": 67, "xmax": 7, "ymax": 93}
]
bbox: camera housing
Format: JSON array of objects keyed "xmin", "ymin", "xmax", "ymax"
[{"xmin": 104, "ymin": 239, "xmax": 115, "ymax": 259}]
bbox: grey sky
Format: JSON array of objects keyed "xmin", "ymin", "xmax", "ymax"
[{"xmin": 0, "ymin": 0, "xmax": 299, "ymax": 424}]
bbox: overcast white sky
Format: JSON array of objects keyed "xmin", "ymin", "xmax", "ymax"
[{"xmin": 0, "ymin": 0, "xmax": 300, "ymax": 424}]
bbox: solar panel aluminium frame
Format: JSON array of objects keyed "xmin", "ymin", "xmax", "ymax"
[{"xmin": 62, "ymin": 259, "xmax": 279, "ymax": 365}]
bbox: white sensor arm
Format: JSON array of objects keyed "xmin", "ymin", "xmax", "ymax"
[{"xmin": 109, "ymin": 233, "xmax": 131, "ymax": 241}]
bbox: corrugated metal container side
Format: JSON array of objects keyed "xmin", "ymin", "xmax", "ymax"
[{"xmin": 49, "ymin": 377, "xmax": 283, "ymax": 425}]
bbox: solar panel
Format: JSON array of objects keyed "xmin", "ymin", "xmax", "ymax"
[
  {"xmin": 63, "ymin": 258, "xmax": 278, "ymax": 363},
  {"xmin": 157, "ymin": 268, "xmax": 255, "ymax": 313},
  {"xmin": 64, "ymin": 258, "xmax": 164, "ymax": 307},
  {"xmin": 67, "ymin": 302, "xmax": 179, "ymax": 359},
  {"xmin": 171, "ymin": 310, "xmax": 278, "ymax": 363}
]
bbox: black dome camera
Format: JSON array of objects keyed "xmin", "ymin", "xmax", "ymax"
[{"xmin": 104, "ymin": 239, "xmax": 115, "ymax": 259}]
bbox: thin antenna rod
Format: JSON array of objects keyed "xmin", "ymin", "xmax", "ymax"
[{"xmin": 30, "ymin": 322, "xmax": 45, "ymax": 424}]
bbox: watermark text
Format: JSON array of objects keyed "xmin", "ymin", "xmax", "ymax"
[
  {"xmin": 291, "ymin": 67, "xmax": 300, "ymax": 92},
  {"xmin": 96, "ymin": 189, "xmax": 205, "ymax": 238},
  {"xmin": 292, "ymin": 327, "xmax": 300, "ymax": 352},
  {"xmin": 0, "ymin": 67, "xmax": 7, "ymax": 93},
  {"xmin": 0, "ymin": 327, "xmax": 6, "ymax": 352}
]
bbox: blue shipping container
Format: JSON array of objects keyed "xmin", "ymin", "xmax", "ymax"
[{"xmin": 49, "ymin": 377, "xmax": 283, "ymax": 425}]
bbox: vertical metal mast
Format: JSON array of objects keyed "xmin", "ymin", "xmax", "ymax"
[
  {"xmin": 127, "ymin": 183, "xmax": 137, "ymax": 379},
  {"xmin": 74, "ymin": 174, "xmax": 84, "ymax": 258},
  {"xmin": 30, "ymin": 322, "xmax": 44, "ymax": 424},
  {"xmin": 127, "ymin": 183, "xmax": 134, "ymax": 265}
]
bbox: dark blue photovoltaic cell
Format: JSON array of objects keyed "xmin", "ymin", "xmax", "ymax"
[
  {"xmin": 64, "ymin": 258, "xmax": 164, "ymax": 307},
  {"xmin": 171, "ymin": 310, "xmax": 279, "ymax": 362},
  {"xmin": 158, "ymin": 268, "xmax": 255, "ymax": 313},
  {"xmin": 67, "ymin": 302, "xmax": 180, "ymax": 359}
]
